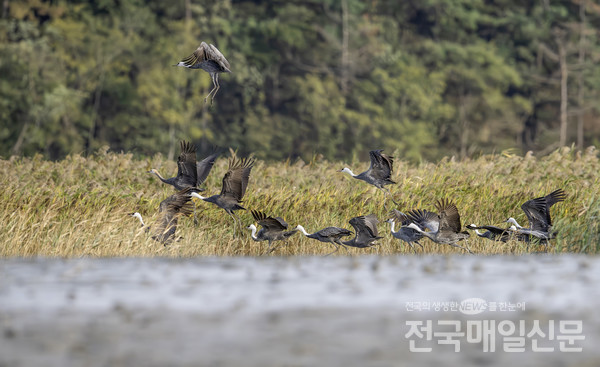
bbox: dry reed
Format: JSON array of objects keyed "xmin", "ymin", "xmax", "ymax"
[{"xmin": 1, "ymin": 146, "xmax": 598, "ymax": 257}]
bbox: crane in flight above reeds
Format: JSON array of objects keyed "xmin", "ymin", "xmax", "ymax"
[
  {"xmin": 247, "ymin": 210, "xmax": 297, "ymax": 254},
  {"xmin": 148, "ymin": 141, "xmax": 198, "ymax": 191},
  {"xmin": 148, "ymin": 141, "xmax": 219, "ymax": 223},
  {"xmin": 339, "ymin": 149, "xmax": 399, "ymax": 206},
  {"xmin": 295, "ymin": 224, "xmax": 353, "ymax": 256},
  {"xmin": 406, "ymin": 199, "xmax": 473, "ymax": 253},
  {"xmin": 175, "ymin": 42, "xmax": 231, "ymax": 105},
  {"xmin": 386, "ymin": 209, "xmax": 428, "ymax": 253},
  {"xmin": 342, "ymin": 214, "xmax": 383, "ymax": 249},
  {"xmin": 130, "ymin": 187, "xmax": 194, "ymax": 245},
  {"xmin": 466, "ymin": 224, "xmax": 512, "ymax": 242},
  {"xmin": 148, "ymin": 141, "xmax": 219, "ymax": 192},
  {"xmin": 191, "ymin": 155, "xmax": 255, "ymax": 235},
  {"xmin": 506, "ymin": 188, "xmax": 566, "ymax": 244}
]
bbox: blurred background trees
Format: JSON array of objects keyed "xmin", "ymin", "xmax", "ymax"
[{"xmin": 1, "ymin": 0, "xmax": 599, "ymax": 162}]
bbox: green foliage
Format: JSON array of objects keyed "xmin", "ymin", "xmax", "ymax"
[{"xmin": 1, "ymin": 0, "xmax": 599, "ymax": 161}]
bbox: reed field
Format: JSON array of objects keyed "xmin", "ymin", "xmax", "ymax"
[{"xmin": 1, "ymin": 146, "xmax": 599, "ymax": 257}]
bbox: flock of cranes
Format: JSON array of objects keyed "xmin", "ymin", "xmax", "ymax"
[
  {"xmin": 130, "ymin": 42, "xmax": 566, "ymax": 254},
  {"xmin": 131, "ymin": 139, "xmax": 566, "ymax": 254}
]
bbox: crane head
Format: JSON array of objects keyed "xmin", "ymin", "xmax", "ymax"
[
  {"xmin": 339, "ymin": 167, "xmax": 355, "ymax": 176},
  {"xmin": 129, "ymin": 212, "xmax": 144, "ymax": 227}
]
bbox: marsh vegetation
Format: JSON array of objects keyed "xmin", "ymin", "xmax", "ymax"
[{"xmin": 1, "ymin": 147, "xmax": 598, "ymax": 257}]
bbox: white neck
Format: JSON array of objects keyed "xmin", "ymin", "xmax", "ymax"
[
  {"xmin": 191, "ymin": 192, "xmax": 206, "ymax": 200},
  {"xmin": 133, "ymin": 212, "xmax": 145, "ymax": 227},
  {"xmin": 248, "ymin": 224, "xmax": 258, "ymax": 240},
  {"xmin": 407, "ymin": 222, "xmax": 423, "ymax": 233},
  {"xmin": 341, "ymin": 167, "xmax": 356, "ymax": 177},
  {"xmin": 149, "ymin": 169, "xmax": 164, "ymax": 180},
  {"xmin": 506, "ymin": 218, "xmax": 522, "ymax": 228},
  {"xmin": 295, "ymin": 225, "xmax": 310, "ymax": 236},
  {"xmin": 388, "ymin": 220, "xmax": 397, "ymax": 234},
  {"xmin": 475, "ymin": 229, "xmax": 484, "ymax": 236},
  {"xmin": 408, "ymin": 223, "xmax": 434, "ymax": 239},
  {"xmin": 509, "ymin": 225, "xmax": 518, "ymax": 231}
]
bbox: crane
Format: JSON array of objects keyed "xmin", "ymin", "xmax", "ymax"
[
  {"xmin": 175, "ymin": 42, "xmax": 231, "ymax": 105},
  {"xmin": 247, "ymin": 210, "xmax": 297, "ymax": 254},
  {"xmin": 191, "ymin": 155, "xmax": 255, "ymax": 235}
]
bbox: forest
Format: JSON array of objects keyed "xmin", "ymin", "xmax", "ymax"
[{"xmin": 1, "ymin": 0, "xmax": 600, "ymax": 162}]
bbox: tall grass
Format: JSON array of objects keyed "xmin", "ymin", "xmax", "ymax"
[{"xmin": 1, "ymin": 146, "xmax": 598, "ymax": 257}]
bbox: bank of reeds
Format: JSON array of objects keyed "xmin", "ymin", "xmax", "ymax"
[{"xmin": 1, "ymin": 146, "xmax": 598, "ymax": 257}]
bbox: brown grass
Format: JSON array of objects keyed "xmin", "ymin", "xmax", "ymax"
[{"xmin": 1, "ymin": 146, "xmax": 598, "ymax": 257}]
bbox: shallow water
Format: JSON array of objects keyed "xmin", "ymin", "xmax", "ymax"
[{"xmin": 1, "ymin": 255, "xmax": 598, "ymax": 366}]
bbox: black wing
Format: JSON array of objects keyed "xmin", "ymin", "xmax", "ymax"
[
  {"xmin": 179, "ymin": 42, "xmax": 231, "ymax": 71},
  {"xmin": 176, "ymin": 141, "xmax": 198, "ymax": 188},
  {"xmin": 367, "ymin": 149, "xmax": 394, "ymax": 181},
  {"xmin": 317, "ymin": 226, "xmax": 352, "ymax": 239},
  {"xmin": 196, "ymin": 151, "xmax": 220, "ymax": 186},
  {"xmin": 156, "ymin": 188, "xmax": 194, "ymax": 243},
  {"xmin": 349, "ymin": 214, "xmax": 380, "ymax": 238},
  {"xmin": 521, "ymin": 189, "xmax": 565, "ymax": 231},
  {"xmin": 390, "ymin": 209, "xmax": 411, "ymax": 226},
  {"xmin": 466, "ymin": 224, "xmax": 509, "ymax": 235},
  {"xmin": 206, "ymin": 43, "xmax": 231, "ymax": 71},
  {"xmin": 436, "ymin": 198, "xmax": 462, "ymax": 234},
  {"xmin": 406, "ymin": 208, "xmax": 440, "ymax": 232},
  {"xmin": 251, "ymin": 209, "xmax": 288, "ymax": 232},
  {"xmin": 543, "ymin": 189, "xmax": 566, "ymax": 227},
  {"xmin": 349, "ymin": 214, "xmax": 381, "ymax": 244},
  {"xmin": 220, "ymin": 156, "xmax": 255, "ymax": 201}
]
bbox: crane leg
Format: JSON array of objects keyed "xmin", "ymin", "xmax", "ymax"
[
  {"xmin": 464, "ymin": 239, "xmax": 474, "ymax": 254},
  {"xmin": 233, "ymin": 211, "xmax": 244, "ymax": 236},
  {"xmin": 204, "ymin": 74, "xmax": 218, "ymax": 105},
  {"xmin": 415, "ymin": 241, "xmax": 425, "ymax": 252},
  {"xmin": 204, "ymin": 87, "xmax": 216, "ymax": 104},
  {"xmin": 263, "ymin": 241, "xmax": 274, "ymax": 255},
  {"xmin": 269, "ymin": 240, "xmax": 291, "ymax": 254},
  {"xmin": 338, "ymin": 240, "xmax": 351, "ymax": 254},
  {"xmin": 211, "ymin": 74, "xmax": 220, "ymax": 104},
  {"xmin": 267, "ymin": 241, "xmax": 285, "ymax": 254},
  {"xmin": 204, "ymin": 74, "xmax": 220, "ymax": 105},
  {"xmin": 447, "ymin": 242, "xmax": 474, "ymax": 254},
  {"xmin": 193, "ymin": 201, "xmax": 198, "ymax": 226},
  {"xmin": 415, "ymin": 241, "xmax": 425, "ymax": 254},
  {"xmin": 331, "ymin": 240, "xmax": 351, "ymax": 256},
  {"xmin": 381, "ymin": 187, "xmax": 400, "ymax": 207},
  {"xmin": 227, "ymin": 212, "xmax": 240, "ymax": 236},
  {"xmin": 324, "ymin": 241, "xmax": 343, "ymax": 257}
]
